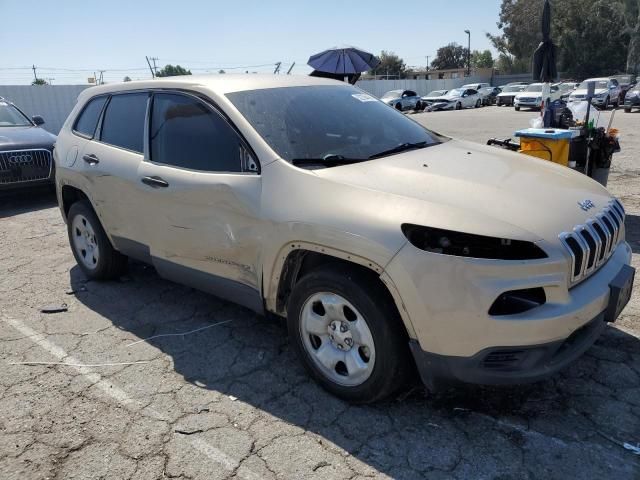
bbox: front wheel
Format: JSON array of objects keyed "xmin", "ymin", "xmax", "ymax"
[
  {"xmin": 456, "ymin": 102, "xmax": 462, "ymax": 110},
  {"xmin": 67, "ymin": 200, "xmax": 128, "ymax": 280},
  {"xmin": 287, "ymin": 266, "xmax": 410, "ymax": 403},
  {"xmin": 395, "ymin": 103, "xmax": 402, "ymax": 111},
  {"xmin": 515, "ymin": 106, "xmax": 521, "ymax": 111},
  {"xmin": 603, "ymin": 97, "xmax": 610, "ymax": 110},
  {"xmin": 475, "ymin": 99, "xmax": 482, "ymax": 108},
  {"xmin": 625, "ymin": 107, "xmax": 632, "ymax": 113},
  {"xmin": 414, "ymin": 101, "xmax": 423, "ymax": 112}
]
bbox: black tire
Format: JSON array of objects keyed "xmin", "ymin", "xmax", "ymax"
[
  {"xmin": 625, "ymin": 107, "xmax": 632, "ymax": 113},
  {"xmin": 603, "ymin": 97, "xmax": 610, "ymax": 110},
  {"xmin": 456, "ymin": 102, "xmax": 462, "ymax": 110},
  {"xmin": 67, "ymin": 200, "xmax": 128, "ymax": 280},
  {"xmin": 414, "ymin": 101, "xmax": 422, "ymax": 112},
  {"xmin": 287, "ymin": 265, "xmax": 411, "ymax": 403},
  {"xmin": 395, "ymin": 103, "xmax": 402, "ymax": 111},
  {"xmin": 475, "ymin": 99, "xmax": 482, "ymax": 108},
  {"xmin": 515, "ymin": 106, "xmax": 521, "ymax": 111}
]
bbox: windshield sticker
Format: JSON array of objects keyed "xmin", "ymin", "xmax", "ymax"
[{"xmin": 352, "ymin": 93, "xmax": 377, "ymax": 103}]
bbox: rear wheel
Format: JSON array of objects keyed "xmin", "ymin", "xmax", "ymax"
[
  {"xmin": 515, "ymin": 106, "xmax": 521, "ymax": 111},
  {"xmin": 287, "ymin": 266, "xmax": 410, "ymax": 403},
  {"xmin": 625, "ymin": 107, "xmax": 632, "ymax": 113},
  {"xmin": 456, "ymin": 102, "xmax": 462, "ymax": 110},
  {"xmin": 67, "ymin": 200, "xmax": 128, "ymax": 280},
  {"xmin": 475, "ymin": 99, "xmax": 482, "ymax": 108},
  {"xmin": 395, "ymin": 103, "xmax": 402, "ymax": 111},
  {"xmin": 603, "ymin": 96, "xmax": 610, "ymax": 110},
  {"xmin": 414, "ymin": 101, "xmax": 423, "ymax": 112}
]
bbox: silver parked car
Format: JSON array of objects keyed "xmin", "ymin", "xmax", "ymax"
[
  {"xmin": 380, "ymin": 89, "xmax": 422, "ymax": 111},
  {"xmin": 55, "ymin": 75, "xmax": 634, "ymax": 403}
]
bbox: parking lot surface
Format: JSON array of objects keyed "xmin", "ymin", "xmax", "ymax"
[{"xmin": 1, "ymin": 106, "xmax": 639, "ymax": 480}]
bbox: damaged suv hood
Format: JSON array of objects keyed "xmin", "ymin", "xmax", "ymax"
[{"xmin": 314, "ymin": 140, "xmax": 613, "ymax": 244}]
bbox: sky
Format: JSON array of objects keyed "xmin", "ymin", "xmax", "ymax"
[{"xmin": 0, "ymin": 0, "xmax": 501, "ymax": 85}]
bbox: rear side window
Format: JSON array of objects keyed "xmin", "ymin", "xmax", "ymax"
[
  {"xmin": 149, "ymin": 93, "xmax": 243, "ymax": 172},
  {"xmin": 74, "ymin": 96, "xmax": 107, "ymax": 138},
  {"xmin": 100, "ymin": 93, "xmax": 148, "ymax": 153}
]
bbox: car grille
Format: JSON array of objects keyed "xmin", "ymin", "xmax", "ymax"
[
  {"xmin": 0, "ymin": 149, "xmax": 53, "ymax": 184},
  {"xmin": 572, "ymin": 94, "xmax": 586, "ymax": 100},
  {"xmin": 559, "ymin": 199, "xmax": 625, "ymax": 285},
  {"xmin": 519, "ymin": 97, "xmax": 538, "ymax": 103}
]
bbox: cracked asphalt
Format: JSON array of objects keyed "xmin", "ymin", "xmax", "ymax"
[{"xmin": 1, "ymin": 107, "xmax": 639, "ymax": 480}]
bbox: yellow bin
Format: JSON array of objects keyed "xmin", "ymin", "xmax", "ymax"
[{"xmin": 514, "ymin": 128, "xmax": 575, "ymax": 167}]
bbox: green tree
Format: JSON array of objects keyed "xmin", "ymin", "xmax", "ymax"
[
  {"xmin": 488, "ymin": 0, "xmax": 629, "ymax": 78},
  {"xmin": 621, "ymin": 0, "xmax": 640, "ymax": 73},
  {"xmin": 156, "ymin": 64, "xmax": 192, "ymax": 77},
  {"xmin": 31, "ymin": 78, "xmax": 48, "ymax": 85},
  {"xmin": 471, "ymin": 50, "xmax": 494, "ymax": 68},
  {"xmin": 431, "ymin": 43, "xmax": 469, "ymax": 70},
  {"xmin": 218, "ymin": 69, "xmax": 226, "ymax": 74},
  {"xmin": 369, "ymin": 51, "xmax": 406, "ymax": 78},
  {"xmin": 123, "ymin": 76, "xmax": 132, "ymax": 82}
]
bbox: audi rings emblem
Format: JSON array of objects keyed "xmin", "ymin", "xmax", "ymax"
[{"xmin": 8, "ymin": 154, "xmax": 33, "ymax": 165}]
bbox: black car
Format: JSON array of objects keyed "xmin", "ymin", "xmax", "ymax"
[
  {"xmin": 0, "ymin": 97, "xmax": 56, "ymax": 190},
  {"xmin": 623, "ymin": 84, "xmax": 640, "ymax": 112}
]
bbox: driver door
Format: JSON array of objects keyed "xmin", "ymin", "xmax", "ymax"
[{"xmin": 137, "ymin": 91, "xmax": 264, "ymax": 312}]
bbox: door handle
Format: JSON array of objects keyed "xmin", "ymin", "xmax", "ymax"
[
  {"xmin": 82, "ymin": 153, "xmax": 99, "ymax": 165},
  {"xmin": 141, "ymin": 176, "xmax": 169, "ymax": 188}
]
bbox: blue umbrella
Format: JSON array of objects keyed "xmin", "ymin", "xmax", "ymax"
[{"xmin": 308, "ymin": 47, "xmax": 380, "ymax": 75}]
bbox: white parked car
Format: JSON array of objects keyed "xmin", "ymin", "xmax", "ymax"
[
  {"xmin": 568, "ymin": 78, "xmax": 622, "ymax": 109},
  {"xmin": 428, "ymin": 88, "xmax": 482, "ymax": 111},
  {"xmin": 420, "ymin": 90, "xmax": 448, "ymax": 109},
  {"xmin": 54, "ymin": 75, "xmax": 634, "ymax": 402},
  {"xmin": 380, "ymin": 89, "xmax": 422, "ymax": 111},
  {"xmin": 514, "ymin": 83, "xmax": 561, "ymax": 110}
]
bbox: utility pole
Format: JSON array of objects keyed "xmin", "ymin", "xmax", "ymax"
[
  {"xmin": 150, "ymin": 57, "xmax": 159, "ymax": 76},
  {"xmin": 145, "ymin": 56, "xmax": 155, "ymax": 78},
  {"xmin": 32, "ymin": 65, "xmax": 38, "ymax": 83},
  {"xmin": 273, "ymin": 62, "xmax": 281, "ymax": 74},
  {"xmin": 47, "ymin": 78, "xmax": 55, "ymax": 85},
  {"xmin": 286, "ymin": 62, "xmax": 295, "ymax": 75},
  {"xmin": 464, "ymin": 29, "xmax": 471, "ymax": 76},
  {"xmin": 425, "ymin": 56, "xmax": 430, "ymax": 71},
  {"xmin": 98, "ymin": 70, "xmax": 105, "ymax": 85}
]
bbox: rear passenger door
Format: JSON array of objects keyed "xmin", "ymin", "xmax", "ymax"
[
  {"xmin": 136, "ymin": 91, "xmax": 263, "ymax": 312},
  {"xmin": 80, "ymin": 92, "xmax": 150, "ymax": 254}
]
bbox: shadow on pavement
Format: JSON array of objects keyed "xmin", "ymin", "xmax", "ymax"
[
  {"xmin": 70, "ymin": 262, "xmax": 640, "ymax": 478},
  {"xmin": 0, "ymin": 187, "xmax": 57, "ymax": 219}
]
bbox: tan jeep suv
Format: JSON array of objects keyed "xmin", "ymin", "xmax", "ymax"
[{"xmin": 55, "ymin": 75, "xmax": 634, "ymax": 403}]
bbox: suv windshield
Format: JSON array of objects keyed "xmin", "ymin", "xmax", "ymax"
[
  {"xmin": 227, "ymin": 85, "xmax": 443, "ymax": 166},
  {"xmin": 502, "ymin": 86, "xmax": 522, "ymax": 93},
  {"xmin": 525, "ymin": 84, "xmax": 543, "ymax": 92},
  {"xmin": 0, "ymin": 102, "xmax": 32, "ymax": 127}
]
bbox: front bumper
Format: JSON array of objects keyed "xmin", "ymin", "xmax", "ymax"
[
  {"xmin": 514, "ymin": 99, "xmax": 542, "ymax": 108},
  {"xmin": 385, "ymin": 240, "xmax": 633, "ymax": 386},
  {"xmin": 429, "ymin": 102, "xmax": 455, "ymax": 111},
  {"xmin": 497, "ymin": 96, "xmax": 515, "ymax": 105},
  {"xmin": 624, "ymin": 96, "xmax": 640, "ymax": 108}
]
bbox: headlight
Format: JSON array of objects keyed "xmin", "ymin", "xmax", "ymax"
[{"xmin": 401, "ymin": 224, "xmax": 548, "ymax": 260}]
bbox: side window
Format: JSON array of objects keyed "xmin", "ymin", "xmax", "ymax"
[
  {"xmin": 150, "ymin": 93, "xmax": 244, "ymax": 172},
  {"xmin": 74, "ymin": 96, "xmax": 107, "ymax": 138},
  {"xmin": 100, "ymin": 93, "xmax": 148, "ymax": 153}
]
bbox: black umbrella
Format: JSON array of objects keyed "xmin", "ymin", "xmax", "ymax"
[
  {"xmin": 532, "ymin": 0, "xmax": 557, "ymax": 82},
  {"xmin": 308, "ymin": 47, "xmax": 380, "ymax": 84}
]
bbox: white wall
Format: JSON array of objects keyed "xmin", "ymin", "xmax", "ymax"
[
  {"xmin": 355, "ymin": 75, "xmax": 492, "ymax": 98},
  {"xmin": 0, "ymin": 85, "xmax": 91, "ymax": 135}
]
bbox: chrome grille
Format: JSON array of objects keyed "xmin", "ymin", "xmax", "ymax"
[
  {"xmin": 560, "ymin": 199, "xmax": 625, "ymax": 285},
  {"xmin": 0, "ymin": 149, "xmax": 53, "ymax": 184},
  {"xmin": 519, "ymin": 97, "xmax": 538, "ymax": 102}
]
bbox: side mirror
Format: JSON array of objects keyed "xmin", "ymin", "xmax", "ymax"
[{"xmin": 32, "ymin": 115, "xmax": 45, "ymax": 126}]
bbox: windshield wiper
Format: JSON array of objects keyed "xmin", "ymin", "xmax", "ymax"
[
  {"xmin": 291, "ymin": 154, "xmax": 365, "ymax": 167},
  {"xmin": 368, "ymin": 141, "xmax": 429, "ymax": 160}
]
